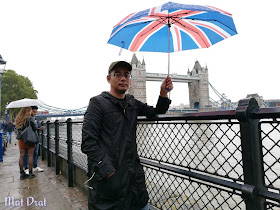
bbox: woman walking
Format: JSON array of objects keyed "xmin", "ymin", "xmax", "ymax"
[{"xmin": 15, "ymin": 107, "xmax": 37, "ymax": 179}]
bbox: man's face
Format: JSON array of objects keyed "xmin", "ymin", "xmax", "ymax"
[
  {"xmin": 107, "ymin": 67, "xmax": 131, "ymax": 94},
  {"xmin": 31, "ymin": 109, "xmax": 38, "ymax": 116}
]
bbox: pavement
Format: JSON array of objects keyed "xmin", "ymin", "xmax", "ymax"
[{"xmin": 0, "ymin": 136, "xmax": 88, "ymax": 210}]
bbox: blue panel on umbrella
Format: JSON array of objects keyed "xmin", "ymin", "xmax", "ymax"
[
  {"xmin": 180, "ymin": 32, "xmax": 199, "ymax": 50},
  {"xmin": 109, "ymin": 22, "xmax": 151, "ymax": 49},
  {"xmin": 197, "ymin": 26, "xmax": 224, "ymax": 45},
  {"xmin": 140, "ymin": 26, "xmax": 174, "ymax": 52}
]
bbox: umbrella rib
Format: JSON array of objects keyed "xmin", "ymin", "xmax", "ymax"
[
  {"xmin": 182, "ymin": 17, "xmax": 237, "ymax": 34},
  {"xmin": 170, "ymin": 17, "xmax": 210, "ymax": 48}
]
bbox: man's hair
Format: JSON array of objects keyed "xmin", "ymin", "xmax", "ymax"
[{"xmin": 31, "ymin": 106, "xmax": 38, "ymax": 110}]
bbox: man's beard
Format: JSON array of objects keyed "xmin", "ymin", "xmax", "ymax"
[{"xmin": 118, "ymin": 90, "xmax": 126, "ymax": 94}]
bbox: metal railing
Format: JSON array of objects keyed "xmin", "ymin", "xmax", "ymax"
[{"xmin": 39, "ymin": 98, "xmax": 280, "ymax": 210}]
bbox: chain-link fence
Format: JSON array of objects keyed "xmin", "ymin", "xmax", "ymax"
[{"xmin": 137, "ymin": 121, "xmax": 245, "ymax": 209}]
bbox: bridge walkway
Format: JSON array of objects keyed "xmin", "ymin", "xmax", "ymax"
[{"xmin": 0, "ymin": 134, "xmax": 88, "ymax": 210}]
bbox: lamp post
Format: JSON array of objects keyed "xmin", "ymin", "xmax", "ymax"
[{"xmin": 0, "ymin": 55, "xmax": 6, "ymax": 162}]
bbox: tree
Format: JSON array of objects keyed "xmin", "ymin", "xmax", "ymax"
[{"xmin": 1, "ymin": 70, "xmax": 38, "ymax": 120}]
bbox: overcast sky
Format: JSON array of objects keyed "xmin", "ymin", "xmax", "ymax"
[{"xmin": 1, "ymin": 0, "xmax": 279, "ymax": 109}]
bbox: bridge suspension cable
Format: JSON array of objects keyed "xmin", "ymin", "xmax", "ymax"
[
  {"xmin": 209, "ymin": 82, "xmax": 236, "ymax": 109},
  {"xmin": 37, "ymin": 103, "xmax": 88, "ymax": 118}
]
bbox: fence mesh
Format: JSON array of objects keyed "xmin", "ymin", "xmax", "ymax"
[
  {"xmin": 260, "ymin": 121, "xmax": 280, "ymax": 210},
  {"xmin": 58, "ymin": 122, "xmax": 68, "ymax": 160},
  {"xmin": 136, "ymin": 120, "xmax": 244, "ymax": 209},
  {"xmin": 137, "ymin": 121, "xmax": 243, "ymax": 181},
  {"xmin": 144, "ymin": 167, "xmax": 245, "ymax": 210},
  {"xmin": 261, "ymin": 121, "xmax": 280, "ymax": 190},
  {"xmin": 72, "ymin": 122, "xmax": 87, "ymax": 170},
  {"xmin": 49, "ymin": 123, "xmax": 55, "ymax": 153}
]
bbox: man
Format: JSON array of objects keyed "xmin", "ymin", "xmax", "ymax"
[
  {"xmin": 6, "ymin": 120, "xmax": 14, "ymax": 144},
  {"xmin": 24, "ymin": 106, "xmax": 44, "ymax": 173},
  {"xmin": 81, "ymin": 61, "xmax": 173, "ymax": 210}
]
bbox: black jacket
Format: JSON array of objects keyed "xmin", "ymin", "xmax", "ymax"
[
  {"xmin": 6, "ymin": 122, "xmax": 14, "ymax": 132},
  {"xmin": 16, "ymin": 117, "xmax": 38, "ymax": 140},
  {"xmin": 81, "ymin": 92, "xmax": 170, "ymax": 210}
]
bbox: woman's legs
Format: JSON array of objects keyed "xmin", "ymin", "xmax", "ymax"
[
  {"xmin": 28, "ymin": 147, "xmax": 35, "ymax": 173},
  {"xmin": 19, "ymin": 148, "xmax": 26, "ymax": 172},
  {"xmin": 19, "ymin": 148, "xmax": 29, "ymax": 179}
]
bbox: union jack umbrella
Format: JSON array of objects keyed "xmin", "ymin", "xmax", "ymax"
[{"xmin": 108, "ymin": 1, "xmax": 237, "ymax": 75}]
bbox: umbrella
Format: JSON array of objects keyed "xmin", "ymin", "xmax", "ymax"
[
  {"xmin": 6, "ymin": 98, "xmax": 45, "ymax": 109},
  {"xmin": 108, "ymin": 1, "xmax": 237, "ymax": 75}
]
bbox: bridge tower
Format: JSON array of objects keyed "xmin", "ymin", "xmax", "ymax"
[
  {"xmin": 188, "ymin": 61, "xmax": 210, "ymax": 109},
  {"xmin": 128, "ymin": 54, "xmax": 147, "ymax": 103}
]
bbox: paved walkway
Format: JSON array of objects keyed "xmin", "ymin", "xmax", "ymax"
[{"xmin": 0, "ymin": 137, "xmax": 88, "ymax": 210}]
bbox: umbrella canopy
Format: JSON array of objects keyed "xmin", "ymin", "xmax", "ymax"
[
  {"xmin": 6, "ymin": 98, "xmax": 45, "ymax": 109},
  {"xmin": 108, "ymin": 2, "xmax": 237, "ymax": 53}
]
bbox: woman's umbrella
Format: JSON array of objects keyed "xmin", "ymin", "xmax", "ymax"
[
  {"xmin": 108, "ymin": 1, "xmax": 237, "ymax": 75},
  {"xmin": 6, "ymin": 98, "xmax": 45, "ymax": 109}
]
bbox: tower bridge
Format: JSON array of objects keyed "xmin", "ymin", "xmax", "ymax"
[{"xmin": 128, "ymin": 54, "xmax": 210, "ymax": 109}]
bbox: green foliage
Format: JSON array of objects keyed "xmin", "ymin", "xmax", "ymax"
[{"xmin": 1, "ymin": 70, "xmax": 38, "ymax": 120}]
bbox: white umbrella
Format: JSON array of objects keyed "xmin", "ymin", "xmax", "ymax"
[{"xmin": 6, "ymin": 98, "xmax": 45, "ymax": 109}]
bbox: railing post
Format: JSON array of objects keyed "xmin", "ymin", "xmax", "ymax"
[
  {"xmin": 67, "ymin": 118, "xmax": 73, "ymax": 187},
  {"xmin": 236, "ymin": 98, "xmax": 266, "ymax": 210},
  {"xmin": 47, "ymin": 120, "xmax": 51, "ymax": 167},
  {"xmin": 54, "ymin": 120, "xmax": 60, "ymax": 175}
]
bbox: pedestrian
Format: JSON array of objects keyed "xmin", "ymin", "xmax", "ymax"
[
  {"xmin": 6, "ymin": 120, "xmax": 14, "ymax": 144},
  {"xmin": 81, "ymin": 61, "xmax": 173, "ymax": 210},
  {"xmin": 15, "ymin": 107, "xmax": 37, "ymax": 179},
  {"xmin": 24, "ymin": 106, "xmax": 44, "ymax": 174}
]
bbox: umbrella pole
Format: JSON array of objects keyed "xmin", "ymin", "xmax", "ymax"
[
  {"xmin": 167, "ymin": 16, "xmax": 171, "ymax": 99},
  {"xmin": 168, "ymin": 17, "xmax": 170, "ymax": 76}
]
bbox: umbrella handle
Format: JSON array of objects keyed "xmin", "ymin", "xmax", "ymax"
[{"xmin": 165, "ymin": 87, "xmax": 171, "ymax": 101}]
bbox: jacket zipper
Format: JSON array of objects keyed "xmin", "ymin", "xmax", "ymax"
[{"xmin": 123, "ymin": 104, "xmax": 128, "ymax": 114}]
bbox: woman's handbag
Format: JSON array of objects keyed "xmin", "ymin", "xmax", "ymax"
[{"xmin": 21, "ymin": 119, "xmax": 39, "ymax": 145}]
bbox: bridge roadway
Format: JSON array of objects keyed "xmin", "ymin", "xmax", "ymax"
[{"xmin": 146, "ymin": 72, "xmax": 199, "ymax": 83}]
